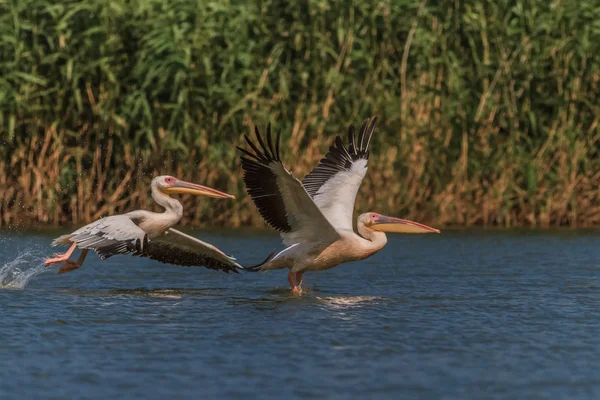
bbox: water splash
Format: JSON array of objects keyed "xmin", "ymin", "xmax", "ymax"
[{"xmin": 0, "ymin": 251, "xmax": 46, "ymax": 290}]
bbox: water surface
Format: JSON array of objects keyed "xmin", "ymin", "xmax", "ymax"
[{"xmin": 1, "ymin": 229, "xmax": 600, "ymax": 399}]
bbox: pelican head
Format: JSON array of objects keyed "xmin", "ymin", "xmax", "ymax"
[
  {"xmin": 154, "ymin": 176, "xmax": 235, "ymax": 199},
  {"xmin": 360, "ymin": 212, "xmax": 440, "ymax": 234}
]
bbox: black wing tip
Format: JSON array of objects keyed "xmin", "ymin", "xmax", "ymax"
[
  {"xmin": 302, "ymin": 116, "xmax": 378, "ymax": 196},
  {"xmin": 240, "ymin": 122, "xmax": 282, "ymax": 163},
  {"xmin": 239, "ymin": 121, "xmax": 294, "ymax": 234},
  {"xmin": 242, "ymin": 250, "xmax": 276, "ymax": 272},
  {"xmin": 275, "ymin": 129, "xmax": 282, "ymax": 160},
  {"xmin": 359, "ymin": 115, "xmax": 378, "ymax": 127},
  {"xmin": 354, "ymin": 115, "xmax": 378, "ymax": 156},
  {"xmin": 366, "ymin": 116, "xmax": 378, "ymax": 138}
]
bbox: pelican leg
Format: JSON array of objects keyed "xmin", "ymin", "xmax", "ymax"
[
  {"xmin": 44, "ymin": 243, "xmax": 77, "ymax": 267},
  {"xmin": 295, "ymin": 271, "xmax": 304, "ymax": 290},
  {"xmin": 288, "ymin": 270, "xmax": 300, "ymax": 293},
  {"xmin": 58, "ymin": 249, "xmax": 89, "ymax": 275}
]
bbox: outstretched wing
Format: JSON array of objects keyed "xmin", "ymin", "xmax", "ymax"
[
  {"xmin": 302, "ymin": 117, "xmax": 377, "ymax": 232},
  {"xmin": 56, "ymin": 218, "xmax": 267, "ymax": 273},
  {"xmin": 60, "ymin": 215, "xmax": 148, "ymax": 260},
  {"xmin": 144, "ymin": 228, "xmax": 242, "ymax": 273},
  {"xmin": 238, "ymin": 123, "xmax": 340, "ymax": 246}
]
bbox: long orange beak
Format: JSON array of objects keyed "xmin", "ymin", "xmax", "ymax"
[
  {"xmin": 371, "ymin": 215, "xmax": 440, "ymax": 234},
  {"xmin": 163, "ymin": 180, "xmax": 235, "ymax": 199}
]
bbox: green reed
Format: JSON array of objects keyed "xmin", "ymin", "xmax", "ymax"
[{"xmin": 1, "ymin": 0, "xmax": 599, "ymax": 228}]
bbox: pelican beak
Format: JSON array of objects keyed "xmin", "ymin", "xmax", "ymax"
[
  {"xmin": 371, "ymin": 215, "xmax": 440, "ymax": 234},
  {"xmin": 164, "ymin": 180, "xmax": 235, "ymax": 199}
]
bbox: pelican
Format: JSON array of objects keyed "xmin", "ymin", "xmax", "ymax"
[
  {"xmin": 238, "ymin": 117, "xmax": 440, "ymax": 292},
  {"xmin": 44, "ymin": 176, "xmax": 268, "ymax": 274}
]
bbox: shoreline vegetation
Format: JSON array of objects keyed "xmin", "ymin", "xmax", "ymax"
[{"xmin": 1, "ymin": 1, "xmax": 599, "ymax": 229}]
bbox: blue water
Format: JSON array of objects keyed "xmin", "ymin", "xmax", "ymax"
[{"xmin": 1, "ymin": 229, "xmax": 600, "ymax": 399}]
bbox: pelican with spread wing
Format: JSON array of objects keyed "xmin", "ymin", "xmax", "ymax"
[
  {"xmin": 45, "ymin": 176, "xmax": 268, "ymax": 274},
  {"xmin": 238, "ymin": 117, "xmax": 440, "ymax": 292}
]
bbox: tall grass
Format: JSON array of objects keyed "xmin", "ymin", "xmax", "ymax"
[{"xmin": 1, "ymin": 0, "xmax": 599, "ymax": 228}]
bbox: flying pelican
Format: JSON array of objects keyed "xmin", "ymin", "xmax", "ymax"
[
  {"xmin": 238, "ymin": 117, "xmax": 440, "ymax": 292},
  {"xmin": 44, "ymin": 176, "xmax": 268, "ymax": 274}
]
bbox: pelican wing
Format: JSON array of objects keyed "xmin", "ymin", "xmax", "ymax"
[
  {"xmin": 238, "ymin": 124, "xmax": 340, "ymax": 246},
  {"xmin": 57, "ymin": 215, "xmax": 148, "ymax": 259},
  {"xmin": 144, "ymin": 228, "xmax": 242, "ymax": 273},
  {"xmin": 302, "ymin": 117, "xmax": 377, "ymax": 232}
]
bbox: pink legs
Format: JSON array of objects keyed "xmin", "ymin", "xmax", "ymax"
[
  {"xmin": 58, "ymin": 249, "xmax": 89, "ymax": 274},
  {"xmin": 287, "ymin": 270, "xmax": 305, "ymax": 293},
  {"xmin": 295, "ymin": 271, "xmax": 304, "ymax": 288},
  {"xmin": 44, "ymin": 243, "xmax": 77, "ymax": 266},
  {"xmin": 44, "ymin": 243, "xmax": 89, "ymax": 274}
]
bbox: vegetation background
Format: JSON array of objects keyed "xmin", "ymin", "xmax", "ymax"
[{"xmin": 1, "ymin": 0, "xmax": 599, "ymax": 229}]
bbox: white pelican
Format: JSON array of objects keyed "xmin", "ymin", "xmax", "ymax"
[
  {"xmin": 238, "ymin": 117, "xmax": 440, "ymax": 292},
  {"xmin": 45, "ymin": 176, "xmax": 270, "ymax": 274}
]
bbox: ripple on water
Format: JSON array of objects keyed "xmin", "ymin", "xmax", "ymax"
[{"xmin": 1, "ymin": 230, "xmax": 600, "ymax": 400}]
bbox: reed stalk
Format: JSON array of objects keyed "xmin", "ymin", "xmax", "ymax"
[{"xmin": 1, "ymin": 0, "xmax": 598, "ymax": 228}]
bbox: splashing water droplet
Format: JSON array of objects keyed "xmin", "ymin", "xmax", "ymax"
[{"xmin": 0, "ymin": 251, "xmax": 46, "ymax": 290}]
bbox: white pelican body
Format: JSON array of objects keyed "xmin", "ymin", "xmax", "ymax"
[
  {"xmin": 45, "ymin": 176, "xmax": 268, "ymax": 274},
  {"xmin": 259, "ymin": 220, "xmax": 386, "ymax": 272},
  {"xmin": 239, "ymin": 118, "xmax": 440, "ymax": 292}
]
